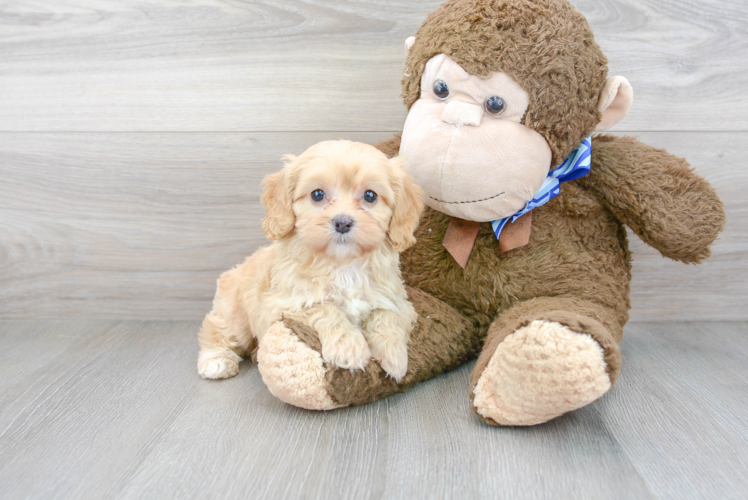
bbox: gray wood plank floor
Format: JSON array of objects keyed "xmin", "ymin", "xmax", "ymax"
[{"xmin": 0, "ymin": 320, "xmax": 745, "ymax": 499}]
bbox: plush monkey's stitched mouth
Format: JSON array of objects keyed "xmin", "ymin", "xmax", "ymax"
[{"xmin": 429, "ymin": 192, "xmax": 505, "ymax": 205}]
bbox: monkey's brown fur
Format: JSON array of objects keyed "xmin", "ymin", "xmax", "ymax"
[{"xmin": 276, "ymin": 0, "xmax": 726, "ymax": 423}]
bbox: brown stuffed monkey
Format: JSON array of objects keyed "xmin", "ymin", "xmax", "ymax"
[{"xmin": 253, "ymin": 0, "xmax": 726, "ymax": 425}]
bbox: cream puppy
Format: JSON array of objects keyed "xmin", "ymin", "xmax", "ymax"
[{"xmin": 197, "ymin": 140, "xmax": 423, "ymax": 382}]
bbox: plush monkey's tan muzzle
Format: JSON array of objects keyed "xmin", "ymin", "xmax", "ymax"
[{"xmin": 441, "ymin": 100, "xmax": 483, "ymax": 127}]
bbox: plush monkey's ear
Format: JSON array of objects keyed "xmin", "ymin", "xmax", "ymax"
[
  {"xmin": 404, "ymin": 36, "xmax": 416, "ymax": 56},
  {"xmin": 387, "ymin": 155, "xmax": 424, "ymax": 252},
  {"xmin": 261, "ymin": 155, "xmax": 299, "ymax": 240},
  {"xmin": 595, "ymin": 76, "xmax": 633, "ymax": 132}
]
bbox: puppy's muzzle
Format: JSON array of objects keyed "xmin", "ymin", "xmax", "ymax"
[{"xmin": 332, "ymin": 215, "xmax": 354, "ymax": 234}]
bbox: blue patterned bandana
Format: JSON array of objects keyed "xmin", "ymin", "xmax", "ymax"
[{"xmin": 491, "ymin": 135, "xmax": 592, "ymax": 239}]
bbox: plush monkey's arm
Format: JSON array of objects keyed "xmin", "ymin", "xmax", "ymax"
[{"xmin": 580, "ymin": 134, "xmax": 726, "ymax": 263}]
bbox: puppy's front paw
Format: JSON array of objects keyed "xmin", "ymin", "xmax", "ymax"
[
  {"xmin": 321, "ymin": 330, "xmax": 371, "ymax": 372},
  {"xmin": 198, "ymin": 353, "xmax": 239, "ymax": 380},
  {"xmin": 369, "ymin": 337, "xmax": 408, "ymax": 382}
]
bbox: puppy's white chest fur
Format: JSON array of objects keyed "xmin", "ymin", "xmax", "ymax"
[
  {"xmin": 331, "ymin": 262, "xmax": 374, "ymax": 323},
  {"xmin": 248, "ymin": 244, "xmax": 407, "ymax": 344}
]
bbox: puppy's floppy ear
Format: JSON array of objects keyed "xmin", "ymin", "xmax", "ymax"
[
  {"xmin": 387, "ymin": 155, "xmax": 424, "ymax": 252},
  {"xmin": 261, "ymin": 155, "xmax": 299, "ymax": 240}
]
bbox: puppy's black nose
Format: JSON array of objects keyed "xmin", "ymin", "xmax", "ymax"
[{"xmin": 332, "ymin": 216, "xmax": 354, "ymax": 234}]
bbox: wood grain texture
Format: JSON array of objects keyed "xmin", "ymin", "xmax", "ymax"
[
  {"xmin": 0, "ymin": 131, "xmax": 391, "ymax": 319},
  {"xmin": 624, "ymin": 131, "xmax": 746, "ymax": 321},
  {"xmin": 0, "ymin": 0, "xmax": 746, "ymax": 132},
  {"xmin": 0, "ymin": 131, "xmax": 743, "ymax": 320},
  {"xmin": 0, "ymin": 320, "xmax": 745, "ymax": 499},
  {"xmin": 599, "ymin": 322, "xmax": 748, "ymax": 499}
]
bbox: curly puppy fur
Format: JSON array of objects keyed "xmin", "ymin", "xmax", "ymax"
[{"xmin": 198, "ymin": 140, "xmax": 423, "ymax": 383}]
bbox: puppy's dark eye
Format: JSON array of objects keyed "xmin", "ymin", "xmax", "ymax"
[
  {"xmin": 311, "ymin": 189, "xmax": 325, "ymax": 202},
  {"xmin": 484, "ymin": 96, "xmax": 506, "ymax": 115},
  {"xmin": 363, "ymin": 190, "xmax": 378, "ymax": 203},
  {"xmin": 433, "ymin": 80, "xmax": 449, "ymax": 100}
]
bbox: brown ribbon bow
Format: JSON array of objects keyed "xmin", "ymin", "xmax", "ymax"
[{"xmin": 442, "ymin": 212, "xmax": 532, "ymax": 268}]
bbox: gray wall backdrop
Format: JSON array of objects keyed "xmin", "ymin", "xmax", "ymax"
[{"xmin": 0, "ymin": 0, "xmax": 746, "ymax": 321}]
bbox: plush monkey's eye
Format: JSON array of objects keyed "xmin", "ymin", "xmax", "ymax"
[
  {"xmin": 433, "ymin": 80, "xmax": 450, "ymax": 100},
  {"xmin": 311, "ymin": 189, "xmax": 325, "ymax": 202},
  {"xmin": 363, "ymin": 190, "xmax": 378, "ymax": 204},
  {"xmin": 484, "ymin": 96, "xmax": 506, "ymax": 115}
]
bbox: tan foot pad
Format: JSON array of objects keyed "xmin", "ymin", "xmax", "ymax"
[
  {"xmin": 472, "ymin": 319, "xmax": 611, "ymax": 426},
  {"xmin": 257, "ymin": 321, "xmax": 343, "ymax": 411}
]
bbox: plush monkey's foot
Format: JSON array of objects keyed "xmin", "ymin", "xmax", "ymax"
[
  {"xmin": 197, "ymin": 349, "xmax": 241, "ymax": 379},
  {"xmin": 257, "ymin": 321, "xmax": 342, "ymax": 411},
  {"xmin": 471, "ymin": 319, "xmax": 611, "ymax": 426}
]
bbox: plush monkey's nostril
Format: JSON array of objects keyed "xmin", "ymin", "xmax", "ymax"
[{"xmin": 332, "ymin": 216, "xmax": 354, "ymax": 234}]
